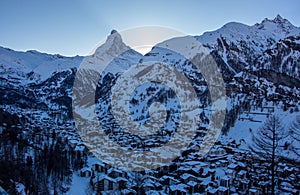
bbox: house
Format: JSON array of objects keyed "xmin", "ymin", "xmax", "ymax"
[
  {"xmin": 75, "ymin": 143, "xmax": 87, "ymax": 156},
  {"xmin": 187, "ymin": 180, "xmax": 200, "ymax": 194},
  {"xmin": 225, "ymin": 169, "xmax": 236, "ymax": 177},
  {"xmin": 216, "ymin": 159, "xmax": 228, "ymax": 168},
  {"xmin": 159, "ymin": 175, "xmax": 180, "ymax": 186},
  {"xmin": 92, "ymin": 174, "xmax": 117, "ymax": 192},
  {"xmin": 168, "ymin": 183, "xmax": 188, "ymax": 195},
  {"xmin": 115, "ymin": 177, "xmax": 128, "ymax": 189},
  {"xmin": 107, "ymin": 168, "xmax": 127, "ymax": 178},
  {"xmin": 227, "ymin": 163, "xmax": 238, "ymax": 170},
  {"xmin": 141, "ymin": 178, "xmax": 157, "ymax": 192},
  {"xmin": 206, "ymin": 187, "xmax": 218, "ymax": 195},
  {"xmin": 220, "ymin": 176, "xmax": 231, "ymax": 188},
  {"xmin": 238, "ymin": 179, "xmax": 250, "ymax": 193},
  {"xmin": 180, "ymin": 173, "xmax": 198, "ymax": 183},
  {"xmin": 217, "ymin": 186, "xmax": 229, "ymax": 195},
  {"xmin": 237, "ymin": 170, "xmax": 247, "ymax": 179},
  {"xmin": 257, "ymin": 180, "xmax": 270, "ymax": 194},
  {"xmin": 200, "ymin": 180, "xmax": 210, "ymax": 193},
  {"xmin": 79, "ymin": 167, "xmax": 92, "ymax": 177},
  {"xmin": 178, "ymin": 161, "xmax": 209, "ymax": 177},
  {"xmin": 145, "ymin": 190, "xmax": 163, "ymax": 195},
  {"xmin": 209, "ymin": 146, "xmax": 226, "ymax": 156},
  {"xmin": 92, "ymin": 162, "xmax": 107, "ymax": 173},
  {"xmin": 249, "ymin": 187, "xmax": 260, "ymax": 195},
  {"xmin": 121, "ymin": 189, "xmax": 137, "ymax": 195}
]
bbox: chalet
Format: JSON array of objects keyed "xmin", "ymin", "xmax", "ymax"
[
  {"xmin": 209, "ymin": 146, "xmax": 226, "ymax": 156},
  {"xmin": 178, "ymin": 161, "xmax": 209, "ymax": 177},
  {"xmin": 227, "ymin": 163, "xmax": 238, "ymax": 170},
  {"xmin": 180, "ymin": 173, "xmax": 198, "ymax": 183},
  {"xmin": 237, "ymin": 162, "xmax": 246, "ymax": 169},
  {"xmin": 168, "ymin": 183, "xmax": 188, "ymax": 195},
  {"xmin": 187, "ymin": 180, "xmax": 200, "ymax": 194},
  {"xmin": 199, "ymin": 180, "xmax": 210, "ymax": 193},
  {"xmin": 238, "ymin": 179, "xmax": 250, "ymax": 193},
  {"xmin": 79, "ymin": 167, "xmax": 92, "ymax": 177},
  {"xmin": 107, "ymin": 168, "xmax": 127, "ymax": 178},
  {"xmin": 121, "ymin": 189, "xmax": 137, "ymax": 195},
  {"xmin": 145, "ymin": 190, "xmax": 163, "ymax": 195},
  {"xmin": 249, "ymin": 187, "xmax": 260, "ymax": 195},
  {"xmin": 75, "ymin": 143, "xmax": 87, "ymax": 156},
  {"xmin": 220, "ymin": 176, "xmax": 232, "ymax": 188},
  {"xmin": 219, "ymin": 160, "xmax": 229, "ymax": 167},
  {"xmin": 201, "ymin": 169, "xmax": 210, "ymax": 178},
  {"xmin": 92, "ymin": 162, "xmax": 107, "ymax": 173},
  {"xmin": 237, "ymin": 170, "xmax": 247, "ymax": 179},
  {"xmin": 208, "ymin": 169, "xmax": 216, "ymax": 176},
  {"xmin": 257, "ymin": 180, "xmax": 270, "ymax": 194},
  {"xmin": 141, "ymin": 177, "xmax": 156, "ymax": 192},
  {"xmin": 159, "ymin": 176, "xmax": 180, "ymax": 186},
  {"xmin": 225, "ymin": 169, "xmax": 236, "ymax": 178},
  {"xmin": 217, "ymin": 186, "xmax": 229, "ymax": 195},
  {"xmin": 206, "ymin": 187, "xmax": 218, "ymax": 195},
  {"xmin": 115, "ymin": 177, "xmax": 127, "ymax": 189},
  {"xmin": 92, "ymin": 175, "xmax": 117, "ymax": 192},
  {"xmin": 232, "ymin": 149, "xmax": 246, "ymax": 160},
  {"xmin": 191, "ymin": 166, "xmax": 205, "ymax": 177}
]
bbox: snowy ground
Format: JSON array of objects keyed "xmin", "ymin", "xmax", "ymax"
[
  {"xmin": 220, "ymin": 103, "xmax": 299, "ymax": 151},
  {"xmin": 67, "ymin": 174, "xmax": 90, "ymax": 195}
]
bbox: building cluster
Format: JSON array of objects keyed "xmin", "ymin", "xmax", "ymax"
[
  {"xmin": 79, "ymin": 140, "xmax": 299, "ymax": 194},
  {"xmin": 2, "ymin": 105, "xmax": 298, "ymax": 194}
]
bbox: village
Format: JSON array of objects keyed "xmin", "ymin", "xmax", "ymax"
[
  {"xmin": 1, "ymin": 100, "xmax": 299, "ymax": 195},
  {"xmin": 77, "ymin": 138, "xmax": 299, "ymax": 195}
]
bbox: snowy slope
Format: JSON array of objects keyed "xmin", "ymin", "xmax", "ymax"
[{"xmin": 0, "ymin": 46, "xmax": 82, "ymax": 82}]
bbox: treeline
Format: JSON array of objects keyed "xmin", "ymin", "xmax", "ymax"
[{"xmin": 0, "ymin": 110, "xmax": 87, "ymax": 194}]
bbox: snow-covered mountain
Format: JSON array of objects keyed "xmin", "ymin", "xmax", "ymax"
[
  {"xmin": 0, "ymin": 15, "xmax": 299, "ymax": 194},
  {"xmin": 0, "ymin": 46, "xmax": 82, "ymax": 82}
]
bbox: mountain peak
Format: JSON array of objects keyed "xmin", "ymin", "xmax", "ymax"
[
  {"xmin": 110, "ymin": 29, "xmax": 118, "ymax": 35},
  {"xmin": 274, "ymin": 14, "xmax": 284, "ymax": 22},
  {"xmin": 94, "ymin": 30, "xmax": 130, "ymax": 57},
  {"xmin": 261, "ymin": 14, "xmax": 294, "ymax": 27}
]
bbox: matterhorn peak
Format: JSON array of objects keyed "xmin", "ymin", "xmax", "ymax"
[
  {"xmin": 110, "ymin": 29, "xmax": 118, "ymax": 35},
  {"xmin": 94, "ymin": 30, "xmax": 130, "ymax": 57}
]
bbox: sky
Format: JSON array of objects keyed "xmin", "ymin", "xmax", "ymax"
[{"xmin": 0, "ymin": 0, "xmax": 299, "ymax": 56}]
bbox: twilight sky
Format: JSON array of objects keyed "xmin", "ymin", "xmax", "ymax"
[{"xmin": 0, "ymin": 0, "xmax": 299, "ymax": 56}]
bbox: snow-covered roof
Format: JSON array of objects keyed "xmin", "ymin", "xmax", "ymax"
[
  {"xmin": 228, "ymin": 163, "xmax": 238, "ymax": 169},
  {"xmin": 75, "ymin": 145, "xmax": 85, "ymax": 151},
  {"xmin": 218, "ymin": 186, "xmax": 229, "ymax": 192},
  {"xmin": 180, "ymin": 173, "xmax": 197, "ymax": 181},
  {"xmin": 80, "ymin": 167, "xmax": 91, "ymax": 172},
  {"xmin": 93, "ymin": 174, "xmax": 116, "ymax": 183},
  {"xmin": 221, "ymin": 175, "xmax": 231, "ymax": 181},
  {"xmin": 169, "ymin": 184, "xmax": 188, "ymax": 192},
  {"xmin": 187, "ymin": 180, "xmax": 198, "ymax": 187}
]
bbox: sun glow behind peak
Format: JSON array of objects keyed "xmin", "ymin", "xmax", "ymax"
[{"xmin": 119, "ymin": 26, "xmax": 185, "ymax": 55}]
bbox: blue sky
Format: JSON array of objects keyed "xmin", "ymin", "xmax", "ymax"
[{"xmin": 0, "ymin": 0, "xmax": 299, "ymax": 56}]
